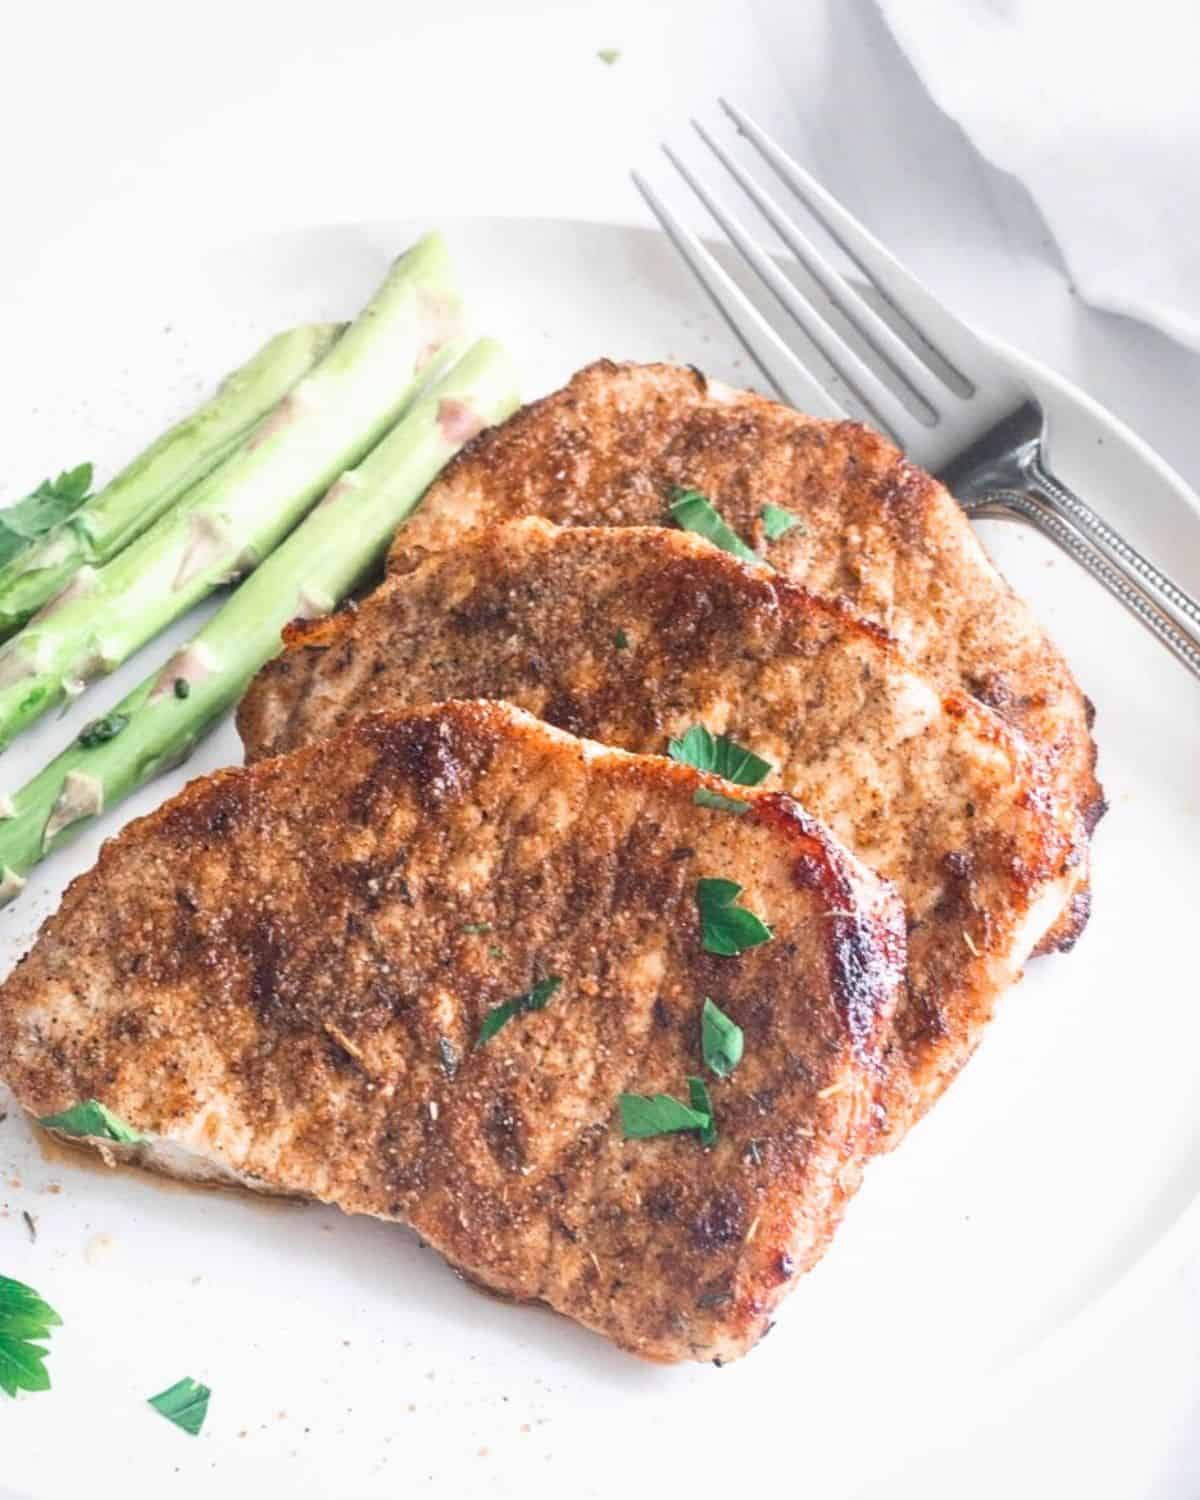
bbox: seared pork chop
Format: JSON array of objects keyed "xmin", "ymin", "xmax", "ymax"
[
  {"xmin": 0, "ymin": 700, "xmax": 905, "ymax": 1364},
  {"xmin": 238, "ymin": 520, "xmax": 1078, "ymax": 1143},
  {"xmin": 384, "ymin": 360, "xmax": 1102, "ymax": 949}
]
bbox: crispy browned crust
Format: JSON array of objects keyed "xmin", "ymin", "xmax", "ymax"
[
  {"xmin": 239, "ymin": 521, "xmax": 1078, "ymax": 1144},
  {"xmin": 0, "ymin": 701, "xmax": 905, "ymax": 1364},
  {"xmin": 383, "ymin": 360, "xmax": 1102, "ymax": 950}
]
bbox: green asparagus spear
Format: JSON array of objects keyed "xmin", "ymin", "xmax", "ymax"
[
  {"xmin": 0, "ymin": 324, "xmax": 345, "ymax": 636},
  {"xmin": 0, "ymin": 338, "xmax": 518, "ymax": 898},
  {"xmin": 0, "ymin": 232, "xmax": 465, "ymax": 752}
]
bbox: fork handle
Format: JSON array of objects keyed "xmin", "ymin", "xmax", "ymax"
[
  {"xmin": 974, "ymin": 476, "xmax": 1200, "ymax": 681},
  {"xmin": 1029, "ymin": 459, "xmax": 1200, "ymax": 636}
]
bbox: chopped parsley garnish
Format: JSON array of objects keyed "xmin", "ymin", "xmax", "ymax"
[
  {"xmin": 0, "ymin": 463, "xmax": 92, "ymax": 570},
  {"xmin": 687, "ymin": 1076, "xmax": 718, "ymax": 1146},
  {"xmin": 693, "ymin": 787, "xmax": 749, "ymax": 816},
  {"xmin": 697, "ymin": 1285, "xmax": 732, "ymax": 1309},
  {"xmin": 613, "ymin": 628, "xmax": 629, "ymax": 649},
  {"xmin": 173, "ymin": 677, "xmax": 191, "ymax": 700},
  {"xmin": 618, "ymin": 1091, "xmax": 711, "ymax": 1139},
  {"xmin": 618, "ymin": 1001, "xmax": 744, "ymax": 1146},
  {"xmin": 76, "ymin": 712, "xmax": 130, "ymax": 749},
  {"xmin": 696, "ymin": 878, "xmax": 773, "ymax": 956},
  {"xmin": 39, "ymin": 1098, "xmax": 143, "ymax": 1143},
  {"xmin": 478, "ymin": 975, "xmax": 562, "ymax": 1044},
  {"xmin": 0, "ymin": 1275, "xmax": 62, "ymax": 1397},
  {"xmin": 761, "ymin": 503, "xmax": 806, "ymax": 540},
  {"xmin": 596, "ymin": 47, "xmax": 621, "ymax": 64},
  {"xmin": 667, "ymin": 724, "xmax": 772, "ymax": 787},
  {"xmin": 701, "ymin": 998, "xmax": 744, "ymax": 1078},
  {"xmin": 148, "ymin": 1376, "xmax": 211, "ymax": 1436},
  {"xmin": 668, "ymin": 487, "xmax": 759, "ymax": 565},
  {"xmin": 462, "ymin": 921, "xmax": 493, "ymax": 934}
]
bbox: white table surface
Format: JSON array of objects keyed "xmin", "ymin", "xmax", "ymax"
[{"xmin": 3, "ymin": 2, "xmax": 1198, "ymax": 1495}]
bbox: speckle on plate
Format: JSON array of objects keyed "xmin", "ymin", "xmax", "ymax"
[{"xmin": 85, "ymin": 1232, "xmax": 115, "ymax": 1264}]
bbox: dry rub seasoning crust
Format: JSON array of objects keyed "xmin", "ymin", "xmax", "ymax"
[
  {"xmin": 382, "ymin": 360, "xmax": 1103, "ymax": 951},
  {"xmin": 240, "ymin": 520, "xmax": 1078, "ymax": 1144},
  {"xmin": 0, "ymin": 701, "xmax": 904, "ymax": 1364}
]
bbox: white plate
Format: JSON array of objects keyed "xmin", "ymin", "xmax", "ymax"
[{"xmin": 1, "ymin": 218, "xmax": 1198, "ymax": 1500}]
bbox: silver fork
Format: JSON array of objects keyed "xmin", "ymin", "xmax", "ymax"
[{"xmin": 633, "ymin": 100, "xmax": 1200, "ymax": 681}]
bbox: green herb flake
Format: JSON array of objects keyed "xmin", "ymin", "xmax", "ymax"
[
  {"xmin": 668, "ymin": 487, "xmax": 759, "ymax": 565},
  {"xmin": 0, "ymin": 1275, "xmax": 62, "ymax": 1398},
  {"xmin": 478, "ymin": 974, "xmax": 562, "ymax": 1044},
  {"xmin": 693, "ymin": 787, "xmax": 750, "ymax": 816},
  {"xmin": 596, "ymin": 47, "xmax": 621, "ymax": 64},
  {"xmin": 701, "ymin": 997, "xmax": 744, "ymax": 1079},
  {"xmin": 38, "ymin": 1098, "xmax": 143, "ymax": 1143},
  {"xmin": 77, "ymin": 712, "xmax": 130, "ymax": 749},
  {"xmin": 613, "ymin": 628, "xmax": 629, "ymax": 650},
  {"xmin": 761, "ymin": 503, "xmax": 806, "ymax": 540},
  {"xmin": 696, "ymin": 877, "xmax": 773, "ymax": 956},
  {"xmin": 148, "ymin": 1376, "xmax": 211, "ymax": 1436},
  {"xmin": 697, "ymin": 1285, "xmax": 732, "ymax": 1309},
  {"xmin": 173, "ymin": 677, "xmax": 191, "ymax": 700},
  {"xmin": 618, "ymin": 1091, "xmax": 711, "ymax": 1139},
  {"xmin": 0, "ymin": 463, "xmax": 93, "ymax": 571},
  {"xmin": 688, "ymin": 1075, "xmax": 718, "ymax": 1146},
  {"xmin": 488, "ymin": 945, "xmax": 504, "ymax": 959},
  {"xmin": 462, "ymin": 921, "xmax": 493, "ymax": 934},
  {"xmin": 667, "ymin": 724, "xmax": 772, "ymax": 787}
]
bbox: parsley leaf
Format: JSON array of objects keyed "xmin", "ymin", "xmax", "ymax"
[
  {"xmin": 618, "ymin": 1091, "xmax": 711, "ymax": 1139},
  {"xmin": 667, "ymin": 724, "xmax": 772, "ymax": 787},
  {"xmin": 0, "ymin": 1275, "xmax": 62, "ymax": 1397},
  {"xmin": 668, "ymin": 487, "xmax": 759, "ymax": 565},
  {"xmin": 761, "ymin": 503, "xmax": 806, "ymax": 540},
  {"xmin": 613, "ymin": 628, "xmax": 629, "ymax": 649},
  {"xmin": 701, "ymin": 998, "xmax": 744, "ymax": 1079},
  {"xmin": 693, "ymin": 787, "xmax": 750, "ymax": 816},
  {"xmin": 696, "ymin": 878, "xmax": 773, "ymax": 956},
  {"xmin": 596, "ymin": 47, "xmax": 621, "ymax": 65},
  {"xmin": 478, "ymin": 975, "xmax": 562, "ymax": 1044},
  {"xmin": 0, "ymin": 464, "xmax": 93, "ymax": 570},
  {"xmin": 148, "ymin": 1376, "xmax": 211, "ymax": 1436},
  {"xmin": 462, "ymin": 921, "xmax": 493, "ymax": 934},
  {"xmin": 39, "ymin": 1098, "xmax": 144, "ymax": 1143},
  {"xmin": 687, "ymin": 1076, "xmax": 718, "ymax": 1146},
  {"xmin": 77, "ymin": 713, "xmax": 130, "ymax": 749}
]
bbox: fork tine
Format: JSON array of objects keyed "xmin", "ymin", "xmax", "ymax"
[
  {"xmin": 630, "ymin": 171, "xmax": 848, "ymax": 421},
  {"xmin": 691, "ymin": 118, "xmax": 948, "ymax": 419},
  {"xmin": 662, "ymin": 142, "xmax": 922, "ymax": 447},
  {"xmin": 720, "ymin": 99, "xmax": 975, "ymax": 395}
]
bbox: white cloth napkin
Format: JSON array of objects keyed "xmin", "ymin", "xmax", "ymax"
[{"xmin": 875, "ymin": 0, "xmax": 1200, "ymax": 353}]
